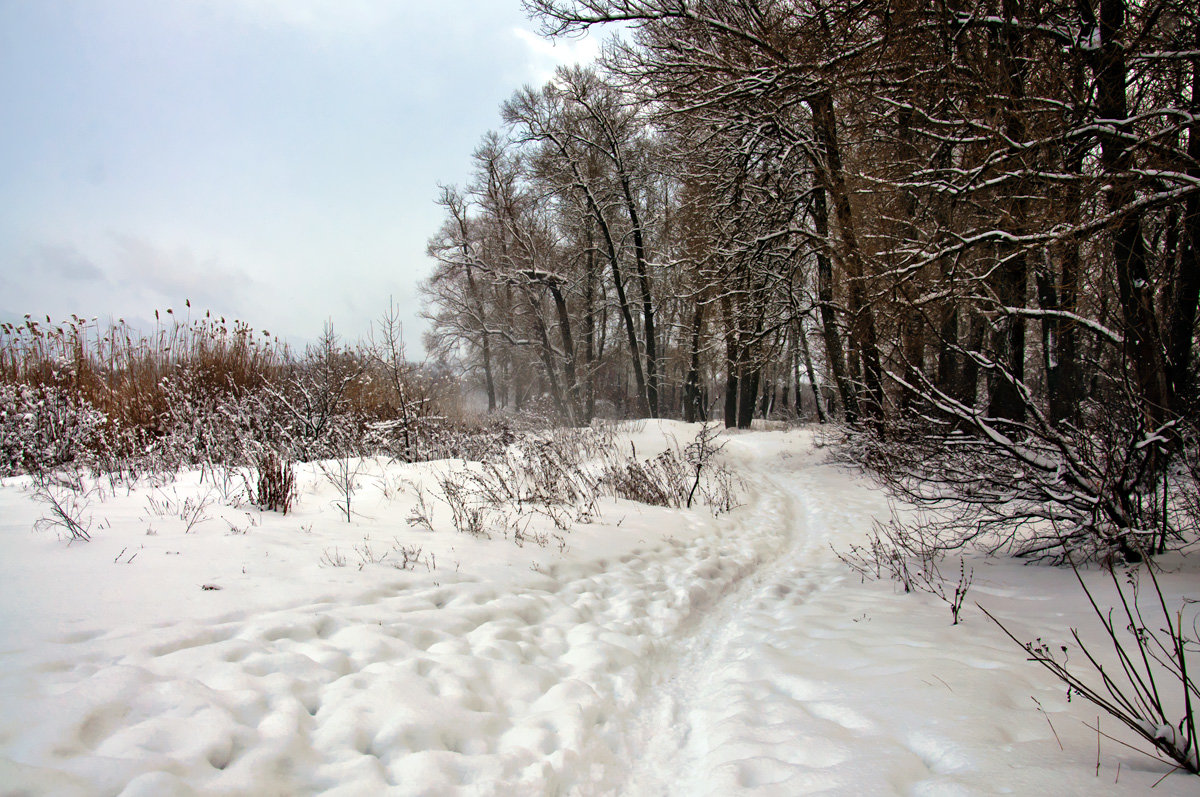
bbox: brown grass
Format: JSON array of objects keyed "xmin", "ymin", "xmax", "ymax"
[
  {"xmin": 1, "ymin": 310, "xmax": 288, "ymax": 438},
  {"xmin": 0, "ymin": 307, "xmax": 471, "ymax": 474}
]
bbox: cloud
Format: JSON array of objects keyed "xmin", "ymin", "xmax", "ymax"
[
  {"xmin": 199, "ymin": 0, "xmax": 401, "ymax": 36},
  {"xmin": 110, "ymin": 233, "xmax": 256, "ymax": 312},
  {"xmin": 512, "ymin": 26, "xmax": 601, "ymax": 85},
  {"xmin": 35, "ymin": 244, "xmax": 107, "ymax": 282}
]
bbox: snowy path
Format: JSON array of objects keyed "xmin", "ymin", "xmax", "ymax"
[
  {"xmin": 1, "ymin": 425, "xmax": 1193, "ymax": 795},
  {"xmin": 610, "ymin": 438, "xmax": 1197, "ymax": 796},
  {"xmin": 616, "ymin": 459, "xmax": 863, "ymax": 795}
]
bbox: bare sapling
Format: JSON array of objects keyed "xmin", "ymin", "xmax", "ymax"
[
  {"xmin": 406, "ymin": 481, "xmax": 437, "ymax": 531},
  {"xmin": 435, "ymin": 470, "xmax": 490, "ymax": 537},
  {"xmin": 392, "ymin": 540, "xmax": 435, "ymax": 571},
  {"xmin": 365, "ymin": 299, "xmax": 422, "ymax": 462},
  {"xmin": 144, "ymin": 486, "xmax": 215, "ymax": 533},
  {"xmin": 835, "ymin": 508, "xmax": 974, "ymax": 625},
  {"xmin": 319, "ymin": 547, "xmax": 347, "ymax": 567},
  {"xmin": 981, "ymin": 556, "xmax": 1198, "ymax": 775},
  {"xmin": 320, "ymin": 450, "xmax": 366, "ymax": 523},
  {"xmin": 354, "ymin": 536, "xmax": 389, "ymax": 569},
  {"xmin": 685, "ymin": 422, "xmax": 723, "ymax": 508}
]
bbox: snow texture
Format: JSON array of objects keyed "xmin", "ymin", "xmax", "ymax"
[{"xmin": 0, "ymin": 422, "xmax": 1194, "ymax": 795}]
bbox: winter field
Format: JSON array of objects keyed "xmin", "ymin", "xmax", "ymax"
[{"xmin": 0, "ymin": 421, "xmax": 1195, "ymax": 796}]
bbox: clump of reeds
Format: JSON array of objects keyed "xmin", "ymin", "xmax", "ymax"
[
  {"xmin": 254, "ymin": 449, "xmax": 296, "ymax": 514},
  {"xmin": 0, "ymin": 306, "xmax": 478, "ymax": 478}
]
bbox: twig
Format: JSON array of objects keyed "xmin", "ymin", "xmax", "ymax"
[{"xmin": 1031, "ymin": 697, "xmax": 1063, "ymax": 750}]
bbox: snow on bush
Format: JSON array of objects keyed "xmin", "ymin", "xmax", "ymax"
[{"xmin": 0, "ymin": 380, "xmax": 106, "ymax": 476}]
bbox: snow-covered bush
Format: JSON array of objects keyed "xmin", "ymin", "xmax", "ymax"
[
  {"xmin": 850, "ymin": 405, "xmax": 1200, "ymax": 563},
  {"xmin": 845, "ymin": 403, "xmax": 1199, "ymax": 770},
  {"xmin": 155, "ymin": 363, "xmax": 281, "ymax": 470},
  {"xmin": 1, "ymin": 311, "xmax": 573, "ymax": 483},
  {"xmin": 601, "ymin": 450, "xmax": 689, "ymax": 508},
  {"xmin": 0, "ymin": 312, "xmax": 459, "ymax": 476},
  {"xmin": 419, "ymin": 425, "xmax": 741, "ymax": 541},
  {"xmin": 0, "ymin": 381, "xmax": 106, "ymax": 476},
  {"xmin": 600, "ymin": 425, "xmax": 741, "ymax": 514},
  {"xmin": 835, "ymin": 509, "xmax": 974, "ymax": 625},
  {"xmin": 396, "ymin": 416, "xmax": 517, "ymax": 463}
]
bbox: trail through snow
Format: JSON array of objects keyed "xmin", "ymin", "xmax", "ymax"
[
  {"xmin": 617, "ymin": 449, "xmax": 861, "ymax": 795},
  {"xmin": 1, "ymin": 424, "xmax": 1194, "ymax": 795}
]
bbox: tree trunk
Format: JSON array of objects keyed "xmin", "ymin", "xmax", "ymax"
[
  {"xmin": 737, "ymin": 365, "xmax": 759, "ymax": 429},
  {"xmin": 797, "ymin": 319, "xmax": 827, "ymax": 423},
  {"xmin": 987, "ymin": 249, "xmax": 1028, "ymax": 423},
  {"xmin": 810, "ymin": 91, "xmax": 884, "ymax": 422},
  {"xmin": 1094, "ymin": 0, "xmax": 1170, "ymax": 426},
  {"xmin": 621, "ymin": 174, "xmax": 660, "ymax": 417},
  {"xmin": 937, "ymin": 298, "xmax": 961, "ymax": 401},
  {"xmin": 899, "ymin": 313, "xmax": 926, "ymax": 412},
  {"xmin": 1167, "ymin": 23, "xmax": 1200, "ymax": 411},
  {"xmin": 988, "ymin": 0, "xmax": 1030, "ymax": 424},
  {"xmin": 587, "ymin": 193, "xmax": 649, "ymax": 417},
  {"xmin": 684, "ymin": 300, "xmax": 705, "ymax": 423},
  {"xmin": 542, "ymin": 276, "xmax": 582, "ymax": 424},
  {"xmin": 960, "ymin": 314, "xmax": 986, "ymax": 409},
  {"xmin": 584, "ymin": 218, "xmax": 597, "ymax": 420},
  {"xmin": 548, "ymin": 134, "xmax": 650, "ymax": 416},
  {"xmin": 524, "ymin": 288, "xmax": 570, "ymax": 423},
  {"xmin": 812, "ymin": 170, "xmax": 858, "ymax": 422},
  {"xmin": 1042, "ymin": 57, "xmax": 1086, "ymax": 427},
  {"xmin": 464, "ymin": 264, "xmax": 496, "ymax": 413},
  {"xmin": 723, "ymin": 292, "xmax": 739, "ymax": 429}
]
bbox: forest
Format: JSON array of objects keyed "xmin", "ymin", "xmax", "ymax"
[{"xmin": 422, "ymin": 0, "xmax": 1200, "ymax": 562}]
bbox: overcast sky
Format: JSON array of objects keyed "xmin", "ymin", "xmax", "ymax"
[{"xmin": 0, "ymin": 0, "xmax": 601, "ymax": 353}]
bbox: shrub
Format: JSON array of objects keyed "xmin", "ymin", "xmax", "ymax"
[
  {"xmin": 0, "ymin": 310, "xmax": 443, "ymax": 477},
  {"xmin": 983, "ymin": 559, "xmax": 1198, "ymax": 776},
  {"xmin": 599, "ymin": 424, "xmax": 741, "ymax": 514},
  {"xmin": 32, "ymin": 470, "xmax": 96, "ymax": 542},
  {"xmin": 254, "ymin": 449, "xmax": 296, "ymax": 514},
  {"xmin": 0, "ymin": 381, "xmax": 106, "ymax": 476},
  {"xmin": 848, "ymin": 409, "xmax": 1200, "ymax": 563}
]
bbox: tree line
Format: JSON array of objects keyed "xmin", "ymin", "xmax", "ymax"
[
  {"xmin": 425, "ymin": 0, "xmax": 1196, "ymax": 428},
  {"xmin": 423, "ymin": 0, "xmax": 1198, "ymax": 559}
]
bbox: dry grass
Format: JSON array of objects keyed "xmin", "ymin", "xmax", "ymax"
[
  {"xmin": 1, "ymin": 311, "xmax": 286, "ymax": 426},
  {"xmin": 0, "ymin": 309, "xmax": 451, "ymax": 475}
]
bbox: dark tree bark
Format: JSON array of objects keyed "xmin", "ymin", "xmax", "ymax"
[
  {"xmin": 620, "ymin": 172, "xmax": 660, "ymax": 417},
  {"xmin": 1167, "ymin": 23, "xmax": 1200, "ymax": 411},
  {"xmin": 797, "ymin": 319, "xmax": 827, "ymax": 423},
  {"xmin": 737, "ymin": 365, "xmax": 760, "ymax": 429},
  {"xmin": 683, "ymin": 300, "xmax": 705, "ymax": 422},
  {"xmin": 1092, "ymin": 0, "xmax": 1170, "ymax": 426},
  {"xmin": 812, "ymin": 173, "xmax": 858, "ymax": 422},
  {"xmin": 810, "ymin": 91, "xmax": 884, "ymax": 422},
  {"xmin": 722, "ymin": 291, "xmax": 739, "ymax": 428},
  {"xmin": 987, "ymin": 0, "xmax": 1030, "ymax": 424}
]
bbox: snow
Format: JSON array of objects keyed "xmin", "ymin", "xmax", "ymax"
[{"xmin": 0, "ymin": 422, "xmax": 1195, "ymax": 795}]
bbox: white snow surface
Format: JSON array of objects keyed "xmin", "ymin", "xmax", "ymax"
[{"xmin": 1, "ymin": 421, "xmax": 1195, "ymax": 795}]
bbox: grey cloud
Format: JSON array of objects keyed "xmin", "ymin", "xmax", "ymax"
[
  {"xmin": 109, "ymin": 233, "xmax": 256, "ymax": 312},
  {"xmin": 35, "ymin": 244, "xmax": 107, "ymax": 282}
]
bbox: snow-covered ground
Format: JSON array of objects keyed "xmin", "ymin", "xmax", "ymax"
[{"xmin": 0, "ymin": 421, "xmax": 1195, "ymax": 795}]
